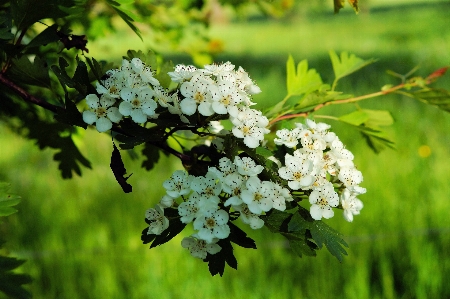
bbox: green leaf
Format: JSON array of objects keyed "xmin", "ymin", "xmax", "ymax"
[
  {"xmin": 25, "ymin": 24, "xmax": 59, "ymax": 49},
  {"xmin": 0, "ymin": 255, "xmax": 32, "ymax": 299},
  {"xmin": 106, "ymin": 0, "xmax": 142, "ymax": 40},
  {"xmin": 289, "ymin": 208, "xmax": 348, "ymax": 262},
  {"xmin": 10, "ymin": 0, "xmax": 70, "ymax": 31},
  {"xmin": 10, "ymin": 56, "xmax": 50, "ymax": 88},
  {"xmin": 0, "ymin": 183, "xmax": 21, "ymax": 217},
  {"xmin": 359, "ymin": 126, "xmax": 396, "ymax": 153},
  {"xmin": 334, "ymin": 0, "xmax": 345, "ymax": 13},
  {"xmin": 363, "ymin": 109, "xmax": 394, "ymax": 127},
  {"xmin": 329, "ymin": 50, "xmax": 377, "ymax": 89},
  {"xmin": 294, "ymin": 87, "xmax": 351, "ymax": 111},
  {"xmin": 411, "ymin": 88, "xmax": 450, "ymax": 113},
  {"xmin": 286, "ymin": 55, "xmax": 323, "ymax": 96},
  {"xmin": 155, "ymin": 60, "xmax": 174, "ymax": 89},
  {"xmin": 340, "ymin": 109, "xmax": 395, "ymax": 153},
  {"xmin": 339, "ymin": 110, "xmax": 370, "ymax": 126}
]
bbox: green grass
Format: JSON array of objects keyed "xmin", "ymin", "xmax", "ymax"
[{"xmin": 1, "ymin": 2, "xmax": 450, "ymax": 299}]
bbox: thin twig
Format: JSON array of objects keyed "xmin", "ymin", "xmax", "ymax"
[{"xmin": 0, "ymin": 73, "xmax": 60, "ymax": 113}]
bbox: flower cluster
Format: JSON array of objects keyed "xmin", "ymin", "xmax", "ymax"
[
  {"xmin": 82, "ymin": 58, "xmax": 162, "ymax": 132},
  {"xmin": 144, "ymin": 156, "xmax": 294, "ymax": 259},
  {"xmin": 83, "ymin": 60, "xmax": 270, "ymax": 149},
  {"xmin": 275, "ymin": 119, "xmax": 365, "ymax": 222},
  {"xmin": 168, "ymin": 62, "xmax": 270, "ymax": 148}
]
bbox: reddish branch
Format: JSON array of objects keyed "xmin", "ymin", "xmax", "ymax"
[{"xmin": 0, "ymin": 72, "xmax": 60, "ymax": 113}]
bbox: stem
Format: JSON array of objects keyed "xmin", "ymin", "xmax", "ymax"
[
  {"xmin": 269, "ymin": 81, "xmax": 417, "ymax": 127},
  {"xmin": 0, "ymin": 73, "xmax": 60, "ymax": 113}
]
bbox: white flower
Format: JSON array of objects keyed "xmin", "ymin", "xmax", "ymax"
[
  {"xmin": 211, "ymin": 81, "xmax": 242, "ymax": 114},
  {"xmin": 233, "ymin": 204, "xmax": 264, "ymax": 229},
  {"xmin": 162, "ymin": 170, "xmax": 193, "ymax": 198},
  {"xmin": 178, "ymin": 192, "xmax": 203, "ymax": 223},
  {"xmin": 278, "ymin": 153, "xmax": 315, "ymax": 190},
  {"xmin": 159, "ymin": 194, "xmax": 175, "ymax": 208},
  {"xmin": 181, "ymin": 235, "xmax": 221, "ymax": 259},
  {"xmin": 240, "ymin": 177, "xmax": 274, "ymax": 214},
  {"xmin": 340, "ymin": 188, "xmax": 364, "ymax": 222},
  {"xmin": 130, "ymin": 58, "xmax": 160, "ymax": 86},
  {"xmin": 308, "ymin": 183, "xmax": 339, "ymax": 220},
  {"xmin": 234, "ymin": 156, "xmax": 264, "ymax": 177},
  {"xmin": 271, "ymin": 183, "xmax": 294, "ymax": 211},
  {"xmin": 180, "ymin": 76, "xmax": 215, "ymax": 116},
  {"xmin": 193, "ymin": 209, "xmax": 230, "ymax": 243},
  {"xmin": 82, "ymin": 94, "xmax": 122, "ymax": 132},
  {"xmin": 222, "ymin": 172, "xmax": 245, "ymax": 206},
  {"xmin": 274, "ymin": 128, "xmax": 301, "ymax": 148},
  {"xmin": 202, "ymin": 61, "xmax": 235, "ymax": 77},
  {"xmin": 145, "ymin": 205, "xmax": 169, "ymax": 235},
  {"xmin": 119, "ymin": 87, "xmax": 157, "ymax": 123},
  {"xmin": 168, "ymin": 64, "xmax": 198, "ymax": 83},
  {"xmin": 338, "ymin": 167, "xmax": 363, "ymax": 187}
]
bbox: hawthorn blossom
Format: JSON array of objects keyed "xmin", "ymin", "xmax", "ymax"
[
  {"xmin": 308, "ymin": 183, "xmax": 339, "ymax": 220},
  {"xmin": 181, "ymin": 235, "xmax": 221, "ymax": 259},
  {"xmin": 82, "ymin": 94, "xmax": 122, "ymax": 132},
  {"xmin": 119, "ymin": 87, "xmax": 157, "ymax": 123},
  {"xmin": 193, "ymin": 209, "xmax": 230, "ymax": 243},
  {"xmin": 145, "ymin": 205, "xmax": 169, "ymax": 235}
]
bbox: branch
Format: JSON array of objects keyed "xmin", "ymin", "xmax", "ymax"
[{"xmin": 0, "ymin": 73, "xmax": 60, "ymax": 113}]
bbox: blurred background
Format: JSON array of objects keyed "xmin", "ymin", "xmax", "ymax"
[{"xmin": 1, "ymin": 0, "xmax": 450, "ymax": 298}]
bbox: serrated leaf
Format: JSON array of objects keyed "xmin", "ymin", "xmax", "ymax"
[
  {"xmin": 148, "ymin": 208, "xmax": 186, "ymax": 248},
  {"xmin": 255, "ymin": 147, "xmax": 273, "ymax": 158},
  {"xmin": 10, "ymin": 0, "xmax": 69, "ymax": 31},
  {"xmin": 339, "ymin": 110, "xmax": 369, "ymax": 126},
  {"xmin": 329, "ymin": 50, "xmax": 376, "ymax": 89},
  {"xmin": 54, "ymin": 95, "xmax": 87, "ymax": 128},
  {"xmin": 106, "ymin": 0, "xmax": 142, "ymax": 40},
  {"xmin": 0, "ymin": 183, "xmax": 21, "ymax": 217},
  {"xmin": 260, "ymin": 210, "xmax": 293, "ymax": 233},
  {"xmin": 205, "ymin": 239, "xmax": 237, "ymax": 276},
  {"xmin": 141, "ymin": 143, "xmax": 161, "ymax": 171},
  {"xmin": 10, "ymin": 55, "xmax": 50, "ymax": 88},
  {"xmin": 363, "ymin": 109, "xmax": 394, "ymax": 127},
  {"xmin": 411, "ymin": 88, "xmax": 450, "ymax": 113},
  {"xmin": 228, "ymin": 222, "xmax": 257, "ymax": 249},
  {"xmin": 53, "ymin": 136, "xmax": 92, "ymax": 179},
  {"xmin": 286, "ymin": 56, "xmax": 323, "ymax": 96},
  {"xmin": 288, "ymin": 208, "xmax": 348, "ymax": 262}
]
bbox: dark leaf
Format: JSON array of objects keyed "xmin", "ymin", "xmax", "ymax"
[
  {"xmin": 53, "ymin": 136, "xmax": 92, "ymax": 179},
  {"xmin": 150, "ymin": 216, "xmax": 186, "ymax": 248},
  {"xmin": 110, "ymin": 143, "xmax": 132, "ymax": 193},
  {"xmin": 25, "ymin": 24, "xmax": 60, "ymax": 49},
  {"xmin": 205, "ymin": 239, "xmax": 237, "ymax": 276},
  {"xmin": 141, "ymin": 142, "xmax": 162, "ymax": 171},
  {"xmin": 10, "ymin": 55, "xmax": 50, "ymax": 88},
  {"xmin": 11, "ymin": 0, "xmax": 70, "ymax": 31},
  {"xmin": 54, "ymin": 94, "xmax": 87, "ymax": 128},
  {"xmin": 228, "ymin": 222, "xmax": 257, "ymax": 249}
]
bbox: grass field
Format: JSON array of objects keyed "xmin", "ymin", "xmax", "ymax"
[{"xmin": 1, "ymin": 1, "xmax": 450, "ymax": 298}]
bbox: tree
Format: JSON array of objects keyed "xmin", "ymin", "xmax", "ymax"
[{"xmin": 0, "ymin": 0, "xmax": 449, "ymax": 297}]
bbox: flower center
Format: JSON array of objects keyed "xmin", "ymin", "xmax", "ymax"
[
  {"xmin": 194, "ymin": 91, "xmax": 205, "ymax": 103},
  {"xmin": 206, "ymin": 217, "xmax": 216, "ymax": 228},
  {"xmin": 95, "ymin": 107, "xmax": 107, "ymax": 117}
]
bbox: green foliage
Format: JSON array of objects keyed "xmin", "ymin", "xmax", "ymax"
[
  {"xmin": 0, "ymin": 183, "xmax": 31, "ymax": 299},
  {"xmin": 329, "ymin": 50, "xmax": 377, "ymax": 90}
]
